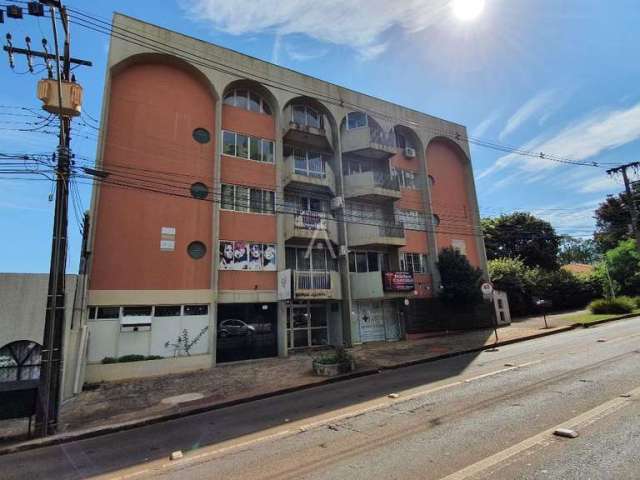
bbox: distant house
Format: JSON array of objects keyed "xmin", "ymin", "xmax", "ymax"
[{"xmin": 561, "ymin": 263, "xmax": 594, "ymax": 275}]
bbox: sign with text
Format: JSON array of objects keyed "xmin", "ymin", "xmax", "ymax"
[{"xmin": 382, "ymin": 272, "xmax": 415, "ymax": 292}]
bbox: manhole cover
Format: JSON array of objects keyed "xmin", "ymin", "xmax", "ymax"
[{"xmin": 161, "ymin": 393, "xmax": 205, "ymax": 405}]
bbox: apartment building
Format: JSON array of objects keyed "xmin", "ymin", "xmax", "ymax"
[{"xmin": 83, "ymin": 14, "xmax": 487, "ymax": 380}]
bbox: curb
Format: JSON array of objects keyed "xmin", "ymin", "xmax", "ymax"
[
  {"xmin": 0, "ymin": 324, "xmax": 577, "ymax": 456},
  {"xmin": 578, "ymin": 312, "xmax": 639, "ymax": 328}
]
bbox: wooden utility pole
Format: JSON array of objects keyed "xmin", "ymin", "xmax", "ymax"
[{"xmin": 606, "ymin": 162, "xmax": 640, "ymax": 251}]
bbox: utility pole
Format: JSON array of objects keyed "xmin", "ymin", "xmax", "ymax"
[
  {"xmin": 3, "ymin": 0, "xmax": 91, "ymax": 436},
  {"xmin": 606, "ymin": 162, "xmax": 640, "ymax": 251}
]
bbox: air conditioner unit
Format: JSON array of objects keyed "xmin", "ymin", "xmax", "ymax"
[
  {"xmin": 330, "ymin": 196, "xmax": 345, "ymax": 210},
  {"xmin": 404, "ymin": 147, "xmax": 416, "ymax": 158}
]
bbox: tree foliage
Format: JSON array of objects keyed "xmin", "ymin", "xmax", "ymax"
[
  {"xmin": 482, "ymin": 212, "xmax": 560, "ymax": 270},
  {"xmin": 594, "ymin": 193, "xmax": 631, "ymax": 252},
  {"xmin": 593, "ymin": 239, "xmax": 640, "ymax": 296},
  {"xmin": 438, "ymin": 247, "xmax": 483, "ymax": 305},
  {"xmin": 558, "ymin": 236, "xmax": 598, "ymax": 265}
]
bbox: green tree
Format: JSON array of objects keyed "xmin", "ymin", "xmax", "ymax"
[
  {"xmin": 482, "ymin": 212, "xmax": 560, "ymax": 270},
  {"xmin": 594, "ymin": 193, "xmax": 631, "ymax": 252},
  {"xmin": 594, "ymin": 239, "xmax": 640, "ymax": 296},
  {"xmin": 558, "ymin": 236, "xmax": 598, "ymax": 265},
  {"xmin": 438, "ymin": 247, "xmax": 483, "ymax": 305},
  {"xmin": 487, "ymin": 257, "xmax": 536, "ymax": 316}
]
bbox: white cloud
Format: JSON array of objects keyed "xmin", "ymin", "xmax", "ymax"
[
  {"xmin": 499, "ymin": 90, "xmax": 556, "ymax": 140},
  {"xmin": 471, "ymin": 110, "xmax": 501, "ymax": 138},
  {"xmin": 480, "ymin": 101, "xmax": 640, "ymax": 183},
  {"xmin": 284, "ymin": 41, "xmax": 328, "ymax": 62},
  {"xmin": 578, "ymin": 174, "xmax": 623, "ymax": 194},
  {"xmin": 179, "ymin": 0, "xmax": 449, "ymax": 59}
]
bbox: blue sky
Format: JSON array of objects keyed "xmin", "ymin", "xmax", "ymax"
[{"xmin": 1, "ymin": 0, "xmax": 639, "ymax": 272}]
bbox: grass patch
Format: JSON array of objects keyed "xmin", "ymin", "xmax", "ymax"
[{"xmin": 564, "ymin": 309, "xmax": 640, "ymax": 325}]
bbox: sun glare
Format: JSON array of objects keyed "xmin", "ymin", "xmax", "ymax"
[{"xmin": 451, "ymin": 0, "xmax": 485, "ymax": 21}]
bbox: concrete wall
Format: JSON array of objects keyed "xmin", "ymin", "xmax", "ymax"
[{"xmin": 84, "ymin": 354, "xmax": 212, "ymax": 383}]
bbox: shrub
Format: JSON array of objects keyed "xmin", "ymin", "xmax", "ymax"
[
  {"xmin": 634, "ymin": 297, "xmax": 640, "ymax": 309},
  {"xmin": 101, "ymin": 357, "xmax": 117, "ymax": 364},
  {"xmin": 116, "ymin": 354, "xmax": 146, "ymax": 363},
  {"xmin": 588, "ymin": 297, "xmax": 635, "ymax": 314},
  {"xmin": 145, "ymin": 355, "xmax": 164, "ymax": 361},
  {"xmin": 438, "ymin": 247, "xmax": 483, "ymax": 305}
]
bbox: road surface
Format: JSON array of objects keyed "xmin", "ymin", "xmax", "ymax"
[{"xmin": 2, "ymin": 318, "xmax": 640, "ymax": 479}]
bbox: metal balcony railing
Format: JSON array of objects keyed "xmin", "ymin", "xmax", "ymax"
[
  {"xmin": 372, "ymin": 171, "xmax": 400, "ymax": 191},
  {"xmin": 294, "ymin": 211, "xmax": 328, "ymax": 231},
  {"xmin": 378, "ymin": 223, "xmax": 405, "ymax": 238},
  {"xmin": 295, "ymin": 271, "xmax": 332, "ymax": 290}
]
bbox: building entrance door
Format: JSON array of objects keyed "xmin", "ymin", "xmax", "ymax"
[
  {"xmin": 357, "ymin": 301, "xmax": 385, "ymax": 343},
  {"xmin": 287, "ymin": 303, "xmax": 329, "ymax": 349}
]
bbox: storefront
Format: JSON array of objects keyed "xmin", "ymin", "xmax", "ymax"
[
  {"xmin": 286, "ymin": 301, "xmax": 341, "ymax": 349},
  {"xmin": 354, "ymin": 300, "xmax": 401, "ymax": 343},
  {"xmin": 216, "ymin": 303, "xmax": 278, "ymax": 363}
]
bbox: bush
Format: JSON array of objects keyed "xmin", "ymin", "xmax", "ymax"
[
  {"xmin": 145, "ymin": 355, "xmax": 164, "ymax": 361},
  {"xmin": 101, "ymin": 354, "xmax": 164, "ymax": 364},
  {"xmin": 101, "ymin": 357, "xmax": 117, "ymax": 364},
  {"xmin": 117, "ymin": 354, "xmax": 146, "ymax": 363},
  {"xmin": 588, "ymin": 297, "xmax": 635, "ymax": 314},
  {"xmin": 438, "ymin": 247, "xmax": 483, "ymax": 305}
]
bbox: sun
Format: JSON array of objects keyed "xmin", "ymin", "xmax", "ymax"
[{"xmin": 451, "ymin": 0, "xmax": 485, "ymax": 21}]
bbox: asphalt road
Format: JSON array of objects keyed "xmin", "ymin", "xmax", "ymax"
[{"xmin": 2, "ymin": 318, "xmax": 640, "ymax": 480}]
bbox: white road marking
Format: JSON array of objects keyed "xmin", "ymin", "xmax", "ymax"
[{"xmin": 437, "ymin": 385, "xmax": 640, "ymax": 480}]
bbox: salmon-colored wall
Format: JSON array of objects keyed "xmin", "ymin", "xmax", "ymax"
[
  {"xmin": 390, "ymin": 152, "xmax": 419, "ymax": 172},
  {"xmin": 220, "ymin": 155, "xmax": 276, "ymax": 189},
  {"xmin": 222, "ymin": 104, "xmax": 275, "ymax": 140},
  {"xmin": 401, "ymin": 230, "xmax": 428, "ymax": 254},
  {"xmin": 90, "ymin": 62, "xmax": 216, "ymax": 291},
  {"xmin": 396, "ymin": 189, "xmax": 424, "ymax": 212},
  {"xmin": 219, "ymin": 211, "xmax": 277, "ymax": 242},
  {"xmin": 427, "ymin": 139, "xmax": 480, "ymax": 267},
  {"xmin": 218, "ymin": 271, "xmax": 277, "ymax": 291},
  {"xmin": 413, "ymin": 273, "xmax": 433, "ymax": 298}
]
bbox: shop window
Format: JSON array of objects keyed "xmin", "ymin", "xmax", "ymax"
[
  {"xmin": 122, "ymin": 306, "xmax": 152, "ymax": 316},
  {"xmin": 184, "ymin": 305, "xmax": 209, "ymax": 316},
  {"xmin": 155, "ymin": 305, "xmax": 181, "ymax": 317},
  {"xmin": 287, "ymin": 305, "xmax": 328, "ymax": 349},
  {"xmin": 97, "ymin": 307, "xmax": 120, "ymax": 319},
  {"xmin": 217, "ymin": 303, "xmax": 277, "ymax": 362}
]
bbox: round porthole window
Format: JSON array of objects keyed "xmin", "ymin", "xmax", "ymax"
[
  {"xmin": 187, "ymin": 241, "xmax": 207, "ymax": 259},
  {"xmin": 432, "ymin": 214, "xmax": 441, "ymax": 226},
  {"xmin": 192, "ymin": 128, "xmax": 211, "ymax": 144},
  {"xmin": 190, "ymin": 182, "xmax": 209, "ymax": 200}
]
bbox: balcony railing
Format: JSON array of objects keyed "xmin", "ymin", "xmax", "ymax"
[
  {"xmin": 294, "ymin": 211, "xmax": 327, "ymax": 231},
  {"xmin": 283, "ymin": 156, "xmax": 336, "ymax": 194},
  {"xmin": 295, "ymin": 271, "xmax": 331, "ymax": 290},
  {"xmin": 372, "ymin": 171, "xmax": 400, "ymax": 191},
  {"xmin": 285, "ymin": 211, "xmax": 338, "ymax": 243},
  {"xmin": 378, "ymin": 223, "xmax": 405, "ymax": 238}
]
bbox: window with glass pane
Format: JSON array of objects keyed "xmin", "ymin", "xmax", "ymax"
[
  {"xmin": 249, "ymin": 92, "xmax": 261, "ymax": 112},
  {"xmin": 312, "ymin": 249, "xmax": 327, "ymax": 271},
  {"xmin": 286, "ymin": 248, "xmax": 296, "ymax": 270},
  {"xmin": 262, "ymin": 140, "xmax": 274, "ymax": 163},
  {"xmin": 309, "ymin": 197, "xmax": 323, "ymax": 212},
  {"xmin": 348, "ymin": 252, "xmax": 356, "ymax": 272},
  {"xmin": 308, "ymin": 153, "xmax": 324, "ymax": 177},
  {"xmin": 347, "ymin": 111, "xmax": 367, "ymax": 129},
  {"xmin": 249, "ymin": 189, "xmax": 262, "ymax": 213},
  {"xmin": 262, "ymin": 101, "xmax": 272, "ymax": 115},
  {"xmin": 307, "ymin": 107, "xmax": 320, "ymax": 128},
  {"xmin": 222, "ymin": 131, "xmax": 236, "ymax": 156},
  {"xmin": 263, "ymin": 190, "xmax": 275, "ymax": 214},
  {"xmin": 367, "ymin": 252, "xmax": 379, "ymax": 272},
  {"xmin": 221, "ymin": 184, "xmax": 234, "ymax": 210},
  {"xmin": 381, "ymin": 253, "xmax": 390, "ymax": 271},
  {"xmin": 235, "ymin": 186, "xmax": 249, "ymax": 212},
  {"xmin": 294, "ymin": 148, "xmax": 306, "ymax": 173},
  {"xmin": 223, "ymin": 91, "xmax": 235, "ymax": 106},
  {"xmin": 310, "ymin": 329, "xmax": 328, "ymax": 346},
  {"xmin": 249, "ymin": 137, "xmax": 261, "ymax": 161},
  {"xmin": 236, "ymin": 134, "xmax": 249, "ymax": 158},
  {"xmin": 297, "ymin": 249, "xmax": 310, "ymax": 271},
  {"xmin": 356, "ymin": 252, "xmax": 368, "ymax": 273},
  {"xmin": 293, "ymin": 105, "xmax": 306, "ymax": 124},
  {"xmin": 235, "ymin": 89, "xmax": 248, "ymax": 109}
]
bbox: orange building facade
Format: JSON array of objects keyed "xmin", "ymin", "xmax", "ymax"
[{"xmin": 83, "ymin": 14, "xmax": 488, "ymax": 375}]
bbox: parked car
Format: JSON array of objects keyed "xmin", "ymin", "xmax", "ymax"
[{"xmin": 218, "ymin": 319, "xmax": 256, "ymax": 337}]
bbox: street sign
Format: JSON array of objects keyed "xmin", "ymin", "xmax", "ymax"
[{"xmin": 481, "ymin": 283, "xmax": 493, "ymax": 295}]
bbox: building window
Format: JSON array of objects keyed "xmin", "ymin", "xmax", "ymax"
[
  {"xmin": 285, "ymin": 247, "xmax": 338, "ymax": 271},
  {"xmin": 223, "ymin": 89, "xmax": 272, "ymax": 115},
  {"xmin": 396, "ymin": 209, "xmax": 427, "ymax": 231},
  {"xmin": 187, "ymin": 241, "xmax": 207, "ymax": 259},
  {"xmin": 222, "ymin": 130, "xmax": 274, "ymax": 163},
  {"xmin": 284, "ymin": 194, "xmax": 327, "ymax": 214},
  {"xmin": 122, "ymin": 306, "xmax": 152, "ymax": 317},
  {"xmin": 348, "ymin": 251, "xmax": 389, "ymax": 273},
  {"xmin": 400, "ymin": 253, "xmax": 428, "ymax": 274},
  {"xmin": 291, "ymin": 104, "xmax": 322, "ymax": 129},
  {"xmin": 97, "ymin": 307, "xmax": 120, "ymax": 319},
  {"xmin": 391, "ymin": 167, "xmax": 418, "ymax": 189},
  {"xmin": 190, "ymin": 182, "xmax": 209, "ymax": 200},
  {"xmin": 154, "ymin": 305, "xmax": 181, "ymax": 317},
  {"xmin": 452, "ymin": 239, "xmax": 467, "ymax": 255},
  {"xmin": 432, "ymin": 214, "xmax": 441, "ymax": 226},
  {"xmin": 346, "ymin": 111, "xmax": 368, "ymax": 129},
  {"xmin": 0, "ymin": 341, "xmax": 42, "ymax": 382},
  {"xmin": 184, "ymin": 305, "xmax": 209, "ymax": 316},
  {"xmin": 285, "ymin": 145, "xmax": 326, "ymax": 178},
  {"xmin": 428, "ymin": 175, "xmax": 435, "ymax": 187},
  {"xmin": 192, "ymin": 128, "xmax": 211, "ymax": 144},
  {"xmin": 221, "ymin": 184, "xmax": 275, "ymax": 214}
]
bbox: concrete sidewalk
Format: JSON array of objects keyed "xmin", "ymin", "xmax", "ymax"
[{"xmin": 0, "ymin": 311, "xmax": 580, "ymax": 448}]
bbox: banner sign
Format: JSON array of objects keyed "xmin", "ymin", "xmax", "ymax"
[{"xmin": 382, "ymin": 272, "xmax": 415, "ymax": 292}]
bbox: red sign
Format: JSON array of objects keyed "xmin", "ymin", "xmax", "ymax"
[{"xmin": 383, "ymin": 272, "xmax": 415, "ymax": 292}]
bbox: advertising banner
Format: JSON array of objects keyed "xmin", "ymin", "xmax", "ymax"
[{"xmin": 382, "ymin": 271, "xmax": 415, "ymax": 292}]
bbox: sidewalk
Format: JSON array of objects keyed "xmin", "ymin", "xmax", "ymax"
[{"xmin": 0, "ymin": 310, "xmax": 580, "ymax": 446}]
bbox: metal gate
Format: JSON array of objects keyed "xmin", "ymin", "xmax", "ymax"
[{"xmin": 355, "ymin": 301, "xmax": 400, "ymax": 343}]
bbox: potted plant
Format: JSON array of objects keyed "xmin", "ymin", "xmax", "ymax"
[{"xmin": 312, "ymin": 347, "xmax": 355, "ymax": 376}]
